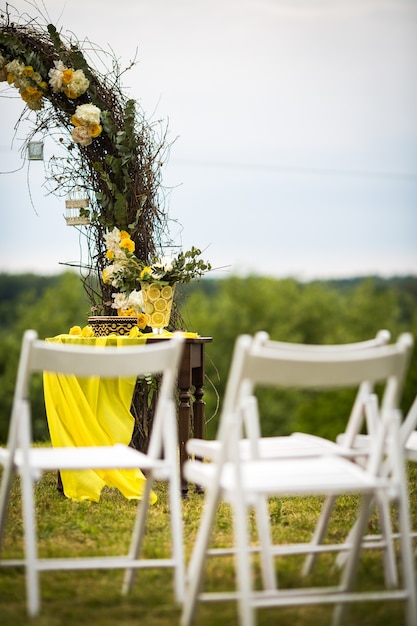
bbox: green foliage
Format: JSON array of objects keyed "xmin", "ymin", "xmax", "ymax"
[
  {"xmin": 179, "ymin": 274, "xmax": 417, "ymax": 440},
  {"xmin": 0, "ymin": 272, "xmax": 90, "ymax": 441},
  {"xmin": 0, "ymin": 272, "xmax": 416, "ymax": 445}
]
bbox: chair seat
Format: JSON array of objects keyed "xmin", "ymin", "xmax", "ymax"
[
  {"xmin": 184, "ymin": 455, "xmax": 386, "ymax": 499},
  {"xmin": 187, "ymin": 432, "xmax": 350, "ymax": 461},
  {"xmin": 12, "ymin": 444, "xmax": 166, "ymax": 472}
]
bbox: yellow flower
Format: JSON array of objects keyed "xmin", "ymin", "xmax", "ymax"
[
  {"xmin": 62, "ymin": 68, "xmax": 74, "ymax": 85},
  {"xmin": 136, "ymin": 313, "xmax": 147, "ymax": 329},
  {"xmin": 140, "ymin": 267, "xmax": 152, "ymax": 280},
  {"xmin": 102, "ymin": 267, "xmax": 111, "ymax": 284},
  {"xmin": 71, "ymin": 114, "xmax": 82, "ymax": 127},
  {"xmin": 64, "ymin": 88, "xmax": 78, "ymax": 99},
  {"xmin": 120, "ymin": 308, "xmax": 136, "ymax": 317},
  {"xmin": 128, "ymin": 326, "xmax": 140, "ymax": 338},
  {"xmin": 81, "ymin": 325, "xmax": 94, "ymax": 337},
  {"xmin": 23, "ymin": 65, "xmax": 34, "ymax": 77},
  {"xmin": 105, "ymin": 250, "xmax": 114, "ymax": 260},
  {"xmin": 69, "ymin": 326, "xmax": 82, "ymax": 335},
  {"xmin": 119, "ymin": 230, "xmax": 130, "ymax": 240},
  {"xmin": 89, "ymin": 123, "xmax": 102, "ymax": 138},
  {"xmin": 120, "ymin": 237, "xmax": 135, "ymax": 253}
]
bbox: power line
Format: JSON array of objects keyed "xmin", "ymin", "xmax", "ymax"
[{"xmin": 172, "ymin": 158, "xmax": 417, "ymax": 182}]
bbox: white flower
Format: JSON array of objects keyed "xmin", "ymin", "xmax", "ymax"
[
  {"xmin": 111, "ymin": 292, "xmax": 129, "ymax": 310},
  {"xmin": 104, "ymin": 227, "xmax": 121, "ymax": 253},
  {"xmin": 128, "ymin": 289, "xmax": 144, "ymax": 312},
  {"xmin": 66, "ymin": 69, "xmax": 89, "ymax": 97},
  {"xmin": 71, "ymin": 125, "xmax": 93, "ymax": 146},
  {"xmin": 48, "ymin": 60, "xmax": 66, "ymax": 92},
  {"xmin": 6, "ymin": 59, "xmax": 25, "ymax": 77},
  {"xmin": 73, "ymin": 103, "xmax": 101, "ymax": 126},
  {"xmin": 160, "ymin": 256, "xmax": 174, "ymax": 272}
]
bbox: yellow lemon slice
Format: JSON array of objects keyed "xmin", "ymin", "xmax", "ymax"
[
  {"xmin": 145, "ymin": 302, "xmax": 154, "ymax": 314},
  {"xmin": 147, "ymin": 284, "xmax": 162, "ymax": 301},
  {"xmin": 151, "ymin": 312, "xmax": 165, "ymax": 327},
  {"xmin": 154, "ymin": 298, "xmax": 167, "ymax": 311},
  {"xmin": 161, "ymin": 285, "xmax": 173, "ymax": 300}
]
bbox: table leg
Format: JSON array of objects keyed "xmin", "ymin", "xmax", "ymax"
[
  {"xmin": 192, "ymin": 345, "xmax": 206, "ymax": 494},
  {"xmin": 178, "ymin": 344, "xmax": 192, "ymax": 497}
]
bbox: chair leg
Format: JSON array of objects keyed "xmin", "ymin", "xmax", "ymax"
[
  {"xmin": 335, "ymin": 495, "xmax": 398, "ymax": 588},
  {"xmin": 332, "ymin": 494, "xmax": 375, "ymax": 626},
  {"xmin": 21, "ymin": 468, "xmax": 41, "ymax": 617},
  {"xmin": 254, "ymin": 495, "xmax": 276, "ymax": 590},
  {"xmin": 122, "ymin": 474, "xmax": 155, "ymax": 595},
  {"xmin": 232, "ymin": 493, "xmax": 256, "ymax": 626},
  {"xmin": 180, "ymin": 485, "xmax": 221, "ymax": 626},
  {"xmin": 0, "ymin": 462, "xmax": 14, "ymax": 555},
  {"xmin": 396, "ymin": 473, "xmax": 417, "ymax": 625},
  {"xmin": 168, "ymin": 459, "xmax": 186, "ymax": 604},
  {"xmin": 302, "ymin": 495, "xmax": 337, "ymax": 576}
]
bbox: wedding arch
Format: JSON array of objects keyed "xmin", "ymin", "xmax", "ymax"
[{"xmin": 1, "ymin": 3, "xmax": 172, "ymax": 314}]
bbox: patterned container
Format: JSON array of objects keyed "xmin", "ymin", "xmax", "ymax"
[{"xmin": 87, "ymin": 316, "xmax": 138, "ymax": 336}]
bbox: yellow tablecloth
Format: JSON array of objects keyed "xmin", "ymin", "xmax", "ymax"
[{"xmin": 44, "ymin": 334, "xmax": 153, "ymax": 503}]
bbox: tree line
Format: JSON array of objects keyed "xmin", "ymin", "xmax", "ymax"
[{"xmin": 0, "ymin": 272, "xmax": 416, "ymax": 443}]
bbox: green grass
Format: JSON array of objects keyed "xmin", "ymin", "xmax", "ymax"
[{"xmin": 0, "ymin": 465, "xmax": 416, "ymax": 626}]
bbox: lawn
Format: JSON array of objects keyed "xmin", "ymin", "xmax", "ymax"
[{"xmin": 0, "ymin": 464, "xmax": 416, "ymax": 626}]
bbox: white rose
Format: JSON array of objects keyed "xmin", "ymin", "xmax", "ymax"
[
  {"xmin": 74, "ymin": 103, "xmax": 101, "ymax": 126},
  {"xmin": 128, "ymin": 289, "xmax": 144, "ymax": 312}
]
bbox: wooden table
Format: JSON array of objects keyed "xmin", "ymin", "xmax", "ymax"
[{"xmin": 147, "ymin": 336, "xmax": 213, "ymax": 497}]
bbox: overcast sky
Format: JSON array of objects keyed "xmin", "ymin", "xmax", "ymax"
[{"xmin": 1, "ymin": 0, "xmax": 416, "ymax": 280}]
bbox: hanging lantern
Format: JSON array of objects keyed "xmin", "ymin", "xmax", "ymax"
[
  {"xmin": 65, "ymin": 190, "xmax": 90, "ymax": 226},
  {"xmin": 27, "ymin": 141, "xmax": 44, "ymax": 160}
]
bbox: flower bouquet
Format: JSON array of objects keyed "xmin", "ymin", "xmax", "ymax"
[{"xmin": 101, "ymin": 227, "xmax": 211, "ymax": 333}]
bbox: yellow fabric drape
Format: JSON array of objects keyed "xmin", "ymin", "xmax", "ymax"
[{"xmin": 43, "ymin": 334, "xmax": 155, "ymax": 503}]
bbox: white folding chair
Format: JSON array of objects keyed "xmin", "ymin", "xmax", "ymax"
[
  {"xmin": 187, "ymin": 329, "xmax": 406, "ymax": 585},
  {"xmin": 181, "ymin": 332, "xmax": 416, "ymax": 626},
  {"xmin": 187, "ymin": 329, "xmax": 392, "ymax": 462},
  {"xmin": 0, "ymin": 329, "xmax": 185, "ymax": 617}
]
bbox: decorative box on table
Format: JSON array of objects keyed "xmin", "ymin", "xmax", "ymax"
[{"xmin": 87, "ymin": 316, "xmax": 139, "ymax": 337}]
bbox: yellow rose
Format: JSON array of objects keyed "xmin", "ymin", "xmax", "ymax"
[
  {"xmin": 105, "ymin": 250, "xmax": 114, "ymax": 260},
  {"xmin": 128, "ymin": 326, "xmax": 140, "ymax": 338},
  {"xmin": 89, "ymin": 123, "xmax": 102, "ymax": 138},
  {"xmin": 119, "ymin": 230, "xmax": 130, "ymax": 239},
  {"xmin": 136, "ymin": 313, "xmax": 147, "ymax": 330},
  {"xmin": 71, "ymin": 114, "xmax": 82, "ymax": 127},
  {"xmin": 120, "ymin": 237, "xmax": 135, "ymax": 253},
  {"xmin": 81, "ymin": 325, "xmax": 94, "ymax": 337},
  {"xmin": 69, "ymin": 326, "xmax": 82, "ymax": 336}
]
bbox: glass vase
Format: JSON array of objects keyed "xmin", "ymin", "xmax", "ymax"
[{"xmin": 141, "ymin": 282, "xmax": 175, "ymax": 334}]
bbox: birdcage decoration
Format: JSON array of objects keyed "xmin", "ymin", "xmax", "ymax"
[
  {"xmin": 27, "ymin": 141, "xmax": 44, "ymax": 160},
  {"xmin": 65, "ymin": 189, "xmax": 90, "ymax": 226}
]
